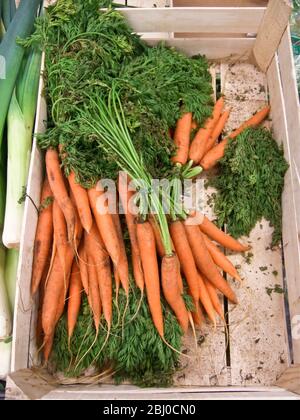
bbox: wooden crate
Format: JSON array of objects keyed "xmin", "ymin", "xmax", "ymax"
[{"xmin": 5, "ymin": 0, "xmax": 300, "ymax": 400}]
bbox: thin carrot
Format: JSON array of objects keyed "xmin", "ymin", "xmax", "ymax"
[
  {"xmin": 149, "ymin": 216, "xmax": 166, "ymax": 258},
  {"xmin": 111, "ymin": 210, "xmax": 129, "ymax": 296},
  {"xmin": 68, "ymin": 171, "xmax": 93, "ymax": 234},
  {"xmin": 136, "ymin": 221, "xmax": 164, "ymax": 337},
  {"xmin": 67, "ymin": 261, "xmax": 83, "ymax": 342},
  {"xmin": 170, "ymin": 221, "xmax": 199, "ymax": 302},
  {"xmin": 203, "ymin": 276, "xmax": 224, "ymax": 320},
  {"xmin": 184, "ymin": 221, "xmax": 238, "ymax": 304},
  {"xmin": 161, "ymin": 254, "xmax": 189, "ymax": 333},
  {"xmin": 87, "ymin": 225, "xmax": 113, "ymax": 329},
  {"xmin": 189, "ymin": 97, "xmax": 224, "ymax": 164},
  {"xmin": 199, "ymin": 214, "xmax": 250, "ymax": 253},
  {"xmin": 172, "ymin": 112, "xmax": 193, "ymax": 165},
  {"xmin": 36, "ymin": 256, "xmax": 50, "ymax": 348},
  {"xmin": 203, "ymin": 233, "xmax": 242, "ymax": 281},
  {"xmin": 78, "ymin": 241, "xmax": 89, "ymax": 295},
  {"xmin": 198, "ymin": 272, "xmax": 217, "ymax": 326},
  {"xmin": 85, "ymin": 248, "xmax": 102, "ymax": 332},
  {"xmin": 31, "ymin": 177, "xmax": 53, "ymax": 295},
  {"xmin": 118, "ymin": 172, "xmax": 144, "ymax": 292},
  {"xmin": 191, "ymin": 120, "xmax": 198, "ymax": 131},
  {"xmin": 192, "ymin": 299, "xmax": 203, "ymax": 326},
  {"xmin": 45, "ymin": 148, "xmax": 76, "ymax": 243},
  {"xmin": 205, "ymin": 110, "xmax": 230, "ymax": 153},
  {"xmin": 201, "ymin": 105, "xmax": 271, "ymax": 170}
]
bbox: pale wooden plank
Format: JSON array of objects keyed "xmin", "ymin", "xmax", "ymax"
[
  {"xmin": 267, "ymin": 55, "xmax": 299, "ymax": 366},
  {"xmin": 220, "ymin": 63, "xmax": 288, "ymax": 386},
  {"xmin": 11, "ymin": 55, "xmax": 46, "ymax": 373},
  {"xmin": 276, "ymin": 365, "xmax": 300, "ymax": 396},
  {"xmin": 174, "ymin": 68, "xmax": 228, "ymax": 386},
  {"xmin": 144, "ymin": 38, "xmax": 254, "ymax": 60},
  {"xmin": 173, "ymin": 1, "xmax": 268, "ymax": 6},
  {"xmin": 120, "ymin": 7, "xmax": 265, "ymax": 33},
  {"xmin": 277, "ymin": 28, "xmax": 300, "ymax": 364},
  {"xmin": 253, "ymin": 0, "xmax": 292, "ymax": 73}
]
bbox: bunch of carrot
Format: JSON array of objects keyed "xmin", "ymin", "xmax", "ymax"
[
  {"xmin": 30, "ymin": 147, "xmax": 251, "ymax": 362},
  {"xmin": 172, "ymin": 96, "xmax": 271, "ymax": 170}
]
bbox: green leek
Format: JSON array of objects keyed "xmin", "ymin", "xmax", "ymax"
[
  {"xmin": 2, "ymin": 0, "xmax": 16, "ymax": 31},
  {"xmin": 2, "ymin": 47, "xmax": 41, "ymax": 248},
  {"xmin": 0, "ymin": 0, "xmax": 41, "ymax": 228}
]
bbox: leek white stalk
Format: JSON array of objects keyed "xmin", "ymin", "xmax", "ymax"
[
  {"xmin": 0, "ymin": 245, "xmax": 11, "ymax": 340},
  {"xmin": 2, "ymin": 48, "xmax": 41, "ymax": 248},
  {"xmin": 0, "ymin": 341, "xmax": 11, "ymax": 380},
  {"xmin": 5, "ymin": 248, "xmax": 19, "ymax": 313}
]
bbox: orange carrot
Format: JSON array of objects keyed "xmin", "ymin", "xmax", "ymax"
[
  {"xmin": 31, "ymin": 177, "xmax": 54, "ymax": 295},
  {"xmin": 67, "ymin": 261, "xmax": 83, "ymax": 341},
  {"xmin": 149, "ymin": 217, "xmax": 166, "ymax": 258},
  {"xmin": 201, "ymin": 105, "xmax": 271, "ymax": 170},
  {"xmin": 45, "ymin": 148, "xmax": 76, "ymax": 243},
  {"xmin": 172, "ymin": 112, "xmax": 193, "ymax": 165},
  {"xmin": 199, "ymin": 215, "xmax": 250, "ymax": 253},
  {"xmin": 78, "ymin": 241, "xmax": 89, "ymax": 295},
  {"xmin": 118, "ymin": 172, "xmax": 144, "ymax": 292},
  {"xmin": 68, "ymin": 171, "xmax": 93, "ymax": 234},
  {"xmin": 52, "ymin": 199, "xmax": 68, "ymax": 285},
  {"xmin": 191, "ymin": 120, "xmax": 198, "ymax": 131},
  {"xmin": 184, "ymin": 221, "xmax": 238, "ymax": 304},
  {"xmin": 161, "ymin": 254, "xmax": 189, "ymax": 333},
  {"xmin": 205, "ymin": 110, "xmax": 230, "ymax": 153},
  {"xmin": 111, "ymin": 210, "xmax": 129, "ymax": 296},
  {"xmin": 88, "ymin": 186, "xmax": 125, "ymax": 287},
  {"xmin": 136, "ymin": 222, "xmax": 164, "ymax": 337},
  {"xmin": 170, "ymin": 221, "xmax": 199, "ymax": 302},
  {"xmin": 198, "ymin": 272, "xmax": 216, "ymax": 326},
  {"xmin": 86, "ymin": 223, "xmax": 112, "ymax": 328},
  {"xmin": 189, "ymin": 97, "xmax": 224, "ymax": 164},
  {"xmin": 85, "ymin": 243, "xmax": 102, "ymax": 332},
  {"xmin": 192, "ymin": 299, "xmax": 203, "ymax": 326},
  {"xmin": 203, "ymin": 233, "xmax": 241, "ymax": 281},
  {"xmin": 203, "ymin": 277, "xmax": 224, "ymax": 320},
  {"xmin": 42, "ymin": 249, "xmax": 74, "ymax": 340}
]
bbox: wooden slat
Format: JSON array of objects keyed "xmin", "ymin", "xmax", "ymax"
[
  {"xmin": 144, "ymin": 38, "xmax": 254, "ymax": 60},
  {"xmin": 276, "ymin": 365, "xmax": 300, "ymax": 395},
  {"xmin": 173, "ymin": 1, "xmax": 268, "ymax": 6},
  {"xmin": 277, "ymin": 28, "xmax": 300, "ymax": 364},
  {"xmin": 220, "ymin": 62, "xmax": 289, "ymax": 386},
  {"xmin": 253, "ymin": 0, "xmax": 292, "ymax": 72},
  {"xmin": 11, "ymin": 56, "xmax": 46, "ymax": 373},
  {"xmin": 120, "ymin": 7, "xmax": 265, "ymax": 33}
]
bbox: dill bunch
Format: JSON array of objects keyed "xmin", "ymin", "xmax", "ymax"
[
  {"xmin": 210, "ymin": 127, "xmax": 289, "ymax": 246},
  {"xmin": 51, "ymin": 286, "xmax": 184, "ymax": 387}
]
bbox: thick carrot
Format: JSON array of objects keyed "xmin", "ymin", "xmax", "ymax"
[
  {"xmin": 78, "ymin": 241, "xmax": 89, "ymax": 295},
  {"xmin": 203, "ymin": 233, "xmax": 241, "ymax": 281},
  {"xmin": 205, "ymin": 110, "xmax": 230, "ymax": 153},
  {"xmin": 161, "ymin": 254, "xmax": 189, "ymax": 333},
  {"xmin": 199, "ymin": 215, "xmax": 250, "ymax": 252},
  {"xmin": 136, "ymin": 222, "xmax": 164, "ymax": 337},
  {"xmin": 31, "ymin": 177, "xmax": 53, "ymax": 295},
  {"xmin": 88, "ymin": 186, "xmax": 123, "ymax": 277},
  {"xmin": 184, "ymin": 221, "xmax": 238, "ymax": 304},
  {"xmin": 86, "ymin": 224, "xmax": 112, "ymax": 328},
  {"xmin": 189, "ymin": 97, "xmax": 224, "ymax": 164},
  {"xmin": 201, "ymin": 105, "xmax": 271, "ymax": 170},
  {"xmin": 68, "ymin": 171, "xmax": 93, "ymax": 234},
  {"xmin": 67, "ymin": 261, "xmax": 83, "ymax": 341},
  {"xmin": 42, "ymin": 249, "xmax": 74, "ymax": 340},
  {"xmin": 52, "ymin": 199, "xmax": 68, "ymax": 284},
  {"xmin": 172, "ymin": 112, "xmax": 193, "ymax": 165},
  {"xmin": 149, "ymin": 216, "xmax": 166, "ymax": 258},
  {"xmin": 203, "ymin": 277, "xmax": 224, "ymax": 320},
  {"xmin": 45, "ymin": 148, "xmax": 76, "ymax": 243},
  {"xmin": 118, "ymin": 172, "xmax": 144, "ymax": 292},
  {"xmin": 198, "ymin": 272, "xmax": 216, "ymax": 325},
  {"xmin": 170, "ymin": 221, "xmax": 199, "ymax": 302}
]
